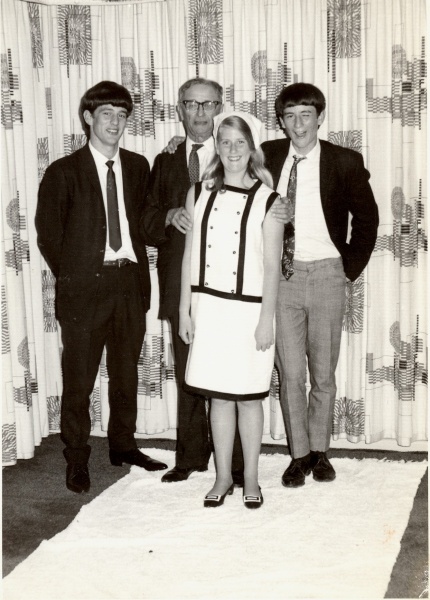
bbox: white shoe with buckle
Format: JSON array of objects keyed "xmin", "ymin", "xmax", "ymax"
[
  {"xmin": 203, "ymin": 484, "xmax": 234, "ymax": 507},
  {"xmin": 243, "ymin": 487, "xmax": 264, "ymax": 509}
]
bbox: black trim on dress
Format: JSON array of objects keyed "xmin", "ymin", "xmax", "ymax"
[
  {"xmin": 265, "ymin": 191, "xmax": 279, "ymax": 213},
  {"xmin": 183, "ymin": 382, "xmax": 269, "ymax": 401},
  {"xmin": 236, "ymin": 181, "xmax": 262, "ymax": 295},
  {"xmin": 223, "ymin": 180, "xmax": 261, "ymax": 195},
  {"xmin": 198, "ymin": 191, "xmax": 217, "ymax": 287},
  {"xmin": 194, "ymin": 181, "xmax": 202, "ymax": 204},
  {"xmin": 191, "ymin": 285, "xmax": 262, "ymax": 303}
]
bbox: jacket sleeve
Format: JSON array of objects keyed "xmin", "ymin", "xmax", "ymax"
[
  {"xmin": 35, "ymin": 161, "xmax": 70, "ymax": 278},
  {"xmin": 343, "ymin": 152, "xmax": 379, "ymax": 281},
  {"xmin": 140, "ymin": 153, "xmax": 171, "ymax": 247}
]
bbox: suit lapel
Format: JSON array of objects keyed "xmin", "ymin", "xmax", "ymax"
[
  {"xmin": 176, "ymin": 142, "xmax": 191, "ymax": 186},
  {"xmin": 79, "ymin": 145, "xmax": 103, "ymax": 201},
  {"xmin": 119, "ymin": 148, "xmax": 134, "ymax": 216},
  {"xmin": 319, "ymin": 141, "xmax": 335, "ymax": 212},
  {"xmin": 169, "ymin": 143, "xmax": 194, "ymax": 209}
]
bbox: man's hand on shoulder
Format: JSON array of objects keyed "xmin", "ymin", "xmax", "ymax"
[
  {"xmin": 166, "ymin": 207, "xmax": 192, "ymax": 233},
  {"xmin": 270, "ymin": 196, "xmax": 293, "ymax": 224},
  {"xmin": 161, "ymin": 136, "xmax": 186, "ymax": 154}
]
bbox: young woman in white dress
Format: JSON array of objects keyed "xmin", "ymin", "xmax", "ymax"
[{"xmin": 179, "ymin": 112, "xmax": 284, "ymax": 508}]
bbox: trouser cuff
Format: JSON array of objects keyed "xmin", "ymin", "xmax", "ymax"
[{"xmin": 63, "ymin": 444, "xmax": 91, "ymax": 464}]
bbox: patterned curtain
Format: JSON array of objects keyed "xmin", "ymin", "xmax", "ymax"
[{"xmin": 2, "ymin": 0, "xmax": 427, "ymax": 465}]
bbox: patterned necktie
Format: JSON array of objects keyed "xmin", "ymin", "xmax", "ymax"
[
  {"xmin": 188, "ymin": 144, "xmax": 203, "ymax": 185},
  {"xmin": 106, "ymin": 160, "xmax": 122, "ymax": 252},
  {"xmin": 281, "ymin": 155, "xmax": 306, "ymax": 280}
]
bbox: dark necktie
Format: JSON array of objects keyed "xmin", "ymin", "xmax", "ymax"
[
  {"xmin": 281, "ymin": 155, "xmax": 306, "ymax": 280},
  {"xmin": 106, "ymin": 160, "xmax": 122, "ymax": 252},
  {"xmin": 188, "ymin": 144, "xmax": 203, "ymax": 185}
]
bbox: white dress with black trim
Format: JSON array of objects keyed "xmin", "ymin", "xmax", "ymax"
[{"xmin": 184, "ymin": 179, "xmax": 279, "ymax": 401}]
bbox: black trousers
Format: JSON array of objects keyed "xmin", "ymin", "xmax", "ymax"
[
  {"xmin": 169, "ymin": 313, "xmax": 244, "ymax": 472},
  {"xmin": 60, "ymin": 262, "xmax": 145, "ymax": 464}
]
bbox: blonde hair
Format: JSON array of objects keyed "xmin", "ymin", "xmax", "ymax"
[{"xmin": 202, "ymin": 115, "xmax": 273, "ymax": 191}]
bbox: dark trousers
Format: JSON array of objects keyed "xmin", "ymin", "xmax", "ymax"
[
  {"xmin": 60, "ymin": 262, "xmax": 146, "ymax": 464},
  {"xmin": 169, "ymin": 312, "xmax": 244, "ymax": 471}
]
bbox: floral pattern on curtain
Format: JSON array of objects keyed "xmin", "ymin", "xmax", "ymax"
[{"xmin": 1, "ymin": 0, "xmax": 427, "ymax": 465}]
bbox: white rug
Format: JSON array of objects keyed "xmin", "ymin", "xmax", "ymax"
[{"xmin": 3, "ymin": 451, "xmax": 427, "ymax": 600}]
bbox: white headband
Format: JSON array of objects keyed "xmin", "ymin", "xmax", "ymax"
[{"xmin": 213, "ymin": 111, "xmax": 264, "ymax": 148}]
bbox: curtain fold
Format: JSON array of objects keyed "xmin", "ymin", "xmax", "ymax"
[{"xmin": 2, "ymin": 0, "xmax": 427, "ymax": 465}]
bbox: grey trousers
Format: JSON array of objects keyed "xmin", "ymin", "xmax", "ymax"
[{"xmin": 275, "ymin": 257, "xmax": 346, "ymax": 459}]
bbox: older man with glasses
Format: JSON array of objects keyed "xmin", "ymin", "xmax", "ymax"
[{"xmin": 141, "ymin": 78, "xmax": 246, "ymax": 484}]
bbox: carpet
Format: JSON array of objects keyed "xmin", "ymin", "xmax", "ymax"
[{"xmin": 2, "ymin": 450, "xmax": 427, "ymax": 600}]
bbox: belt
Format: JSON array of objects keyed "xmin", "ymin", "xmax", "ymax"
[{"xmin": 102, "ymin": 258, "xmax": 135, "ymax": 268}]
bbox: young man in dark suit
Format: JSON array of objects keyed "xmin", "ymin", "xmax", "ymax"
[
  {"xmin": 141, "ymin": 77, "xmax": 247, "ymax": 484},
  {"xmin": 261, "ymin": 83, "xmax": 379, "ymax": 487},
  {"xmin": 36, "ymin": 81, "xmax": 167, "ymax": 494}
]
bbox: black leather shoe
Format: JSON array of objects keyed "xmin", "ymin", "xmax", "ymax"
[
  {"xmin": 161, "ymin": 465, "xmax": 208, "ymax": 483},
  {"xmin": 109, "ymin": 449, "xmax": 168, "ymax": 471},
  {"xmin": 66, "ymin": 463, "xmax": 90, "ymax": 494},
  {"xmin": 204, "ymin": 484, "xmax": 234, "ymax": 507},
  {"xmin": 281, "ymin": 454, "xmax": 311, "ymax": 488},
  {"xmin": 232, "ymin": 470, "xmax": 244, "ymax": 488},
  {"xmin": 310, "ymin": 451, "xmax": 336, "ymax": 482}
]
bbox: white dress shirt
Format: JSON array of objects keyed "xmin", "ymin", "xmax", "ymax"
[
  {"xmin": 276, "ymin": 140, "xmax": 340, "ymax": 261},
  {"xmin": 89, "ymin": 142, "xmax": 137, "ymax": 262}
]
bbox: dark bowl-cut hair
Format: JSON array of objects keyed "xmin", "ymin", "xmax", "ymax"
[
  {"xmin": 79, "ymin": 81, "xmax": 133, "ymax": 135},
  {"xmin": 275, "ymin": 83, "xmax": 326, "ymax": 119}
]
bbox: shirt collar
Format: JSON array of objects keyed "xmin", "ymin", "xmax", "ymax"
[
  {"xmin": 287, "ymin": 138, "xmax": 320, "ymax": 162},
  {"xmin": 186, "ymin": 136, "xmax": 215, "ymax": 153},
  {"xmin": 89, "ymin": 141, "xmax": 120, "ymax": 167}
]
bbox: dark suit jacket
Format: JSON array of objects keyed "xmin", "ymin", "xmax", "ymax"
[
  {"xmin": 36, "ymin": 144, "xmax": 151, "ymax": 327},
  {"xmin": 261, "ymin": 138, "xmax": 379, "ymax": 281},
  {"xmin": 141, "ymin": 141, "xmax": 193, "ymax": 319}
]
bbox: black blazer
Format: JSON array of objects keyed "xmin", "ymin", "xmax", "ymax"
[
  {"xmin": 141, "ymin": 142, "xmax": 192, "ymax": 319},
  {"xmin": 36, "ymin": 144, "xmax": 151, "ymax": 326},
  {"xmin": 261, "ymin": 138, "xmax": 379, "ymax": 281}
]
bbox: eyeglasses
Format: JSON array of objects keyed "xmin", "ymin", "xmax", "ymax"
[{"xmin": 182, "ymin": 100, "xmax": 221, "ymax": 113}]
